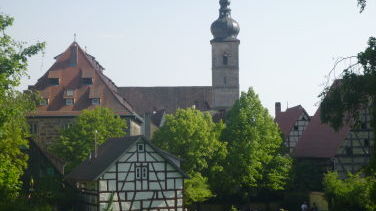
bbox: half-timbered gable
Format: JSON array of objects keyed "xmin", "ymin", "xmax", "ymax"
[
  {"xmin": 333, "ymin": 109, "xmax": 374, "ymax": 177},
  {"xmin": 66, "ymin": 135, "xmax": 187, "ymax": 211},
  {"xmin": 275, "ymin": 103, "xmax": 311, "ymax": 153}
]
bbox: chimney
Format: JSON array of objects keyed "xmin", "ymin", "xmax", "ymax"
[{"xmin": 275, "ymin": 102, "xmax": 281, "ymax": 117}]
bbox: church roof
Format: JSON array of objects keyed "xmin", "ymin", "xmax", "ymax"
[
  {"xmin": 118, "ymin": 86, "xmax": 213, "ymax": 114},
  {"xmin": 275, "ymin": 105, "xmax": 310, "ymax": 136},
  {"xmin": 65, "ymin": 136, "xmax": 187, "ymax": 181},
  {"xmin": 28, "ymin": 42, "xmax": 136, "ymax": 118}
]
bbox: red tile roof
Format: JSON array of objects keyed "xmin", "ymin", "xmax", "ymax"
[
  {"xmin": 293, "ymin": 108, "xmax": 351, "ymax": 158},
  {"xmin": 275, "ymin": 105, "xmax": 309, "ymax": 136},
  {"xmin": 29, "ymin": 42, "xmax": 136, "ymax": 117}
]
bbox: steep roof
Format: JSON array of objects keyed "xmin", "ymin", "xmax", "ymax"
[
  {"xmin": 293, "ymin": 108, "xmax": 351, "ymax": 158},
  {"xmin": 118, "ymin": 86, "xmax": 212, "ymax": 114},
  {"xmin": 66, "ymin": 136, "xmax": 187, "ymax": 181},
  {"xmin": 28, "ymin": 42, "xmax": 136, "ymax": 117},
  {"xmin": 30, "ymin": 139, "xmax": 65, "ymax": 175},
  {"xmin": 275, "ymin": 105, "xmax": 310, "ymax": 136},
  {"xmin": 151, "ymin": 109, "xmax": 166, "ymax": 127}
]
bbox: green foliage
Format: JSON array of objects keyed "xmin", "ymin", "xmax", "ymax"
[
  {"xmin": 220, "ymin": 88, "xmax": 292, "ymax": 197},
  {"xmin": 50, "ymin": 107, "xmax": 127, "ymax": 172},
  {"xmin": 184, "ymin": 172, "xmax": 214, "ymax": 205},
  {"xmin": 153, "ymin": 108, "xmax": 227, "ymax": 203},
  {"xmin": 320, "ymin": 37, "xmax": 376, "ymax": 173},
  {"xmin": 323, "ymin": 171, "xmax": 376, "ymax": 211},
  {"xmin": 0, "ymin": 12, "xmax": 44, "ymax": 201},
  {"xmin": 0, "ymin": 196, "xmax": 53, "ymax": 211},
  {"xmin": 291, "ymin": 159, "xmax": 325, "ymax": 191}
]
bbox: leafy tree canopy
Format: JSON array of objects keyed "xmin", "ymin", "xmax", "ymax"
[
  {"xmin": 323, "ymin": 171, "xmax": 376, "ymax": 211},
  {"xmin": 50, "ymin": 107, "xmax": 127, "ymax": 172},
  {"xmin": 152, "ymin": 108, "xmax": 227, "ymax": 204},
  {"xmin": 220, "ymin": 88, "xmax": 292, "ymax": 198},
  {"xmin": 0, "ymin": 13, "xmax": 44, "ymax": 200}
]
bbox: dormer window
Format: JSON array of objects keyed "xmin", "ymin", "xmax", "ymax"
[
  {"xmin": 82, "ymin": 78, "xmax": 93, "ymax": 85},
  {"xmin": 91, "ymin": 98, "xmax": 100, "ymax": 105},
  {"xmin": 65, "ymin": 98, "xmax": 74, "ymax": 105},
  {"xmin": 49, "ymin": 78, "xmax": 59, "ymax": 86},
  {"xmin": 66, "ymin": 89, "xmax": 74, "ymax": 97},
  {"xmin": 40, "ymin": 98, "xmax": 49, "ymax": 106}
]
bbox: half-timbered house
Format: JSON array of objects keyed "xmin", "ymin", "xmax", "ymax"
[
  {"xmin": 275, "ymin": 102, "xmax": 311, "ymax": 153},
  {"xmin": 66, "ymin": 135, "xmax": 187, "ymax": 211},
  {"xmin": 294, "ymin": 107, "xmax": 374, "ymax": 178}
]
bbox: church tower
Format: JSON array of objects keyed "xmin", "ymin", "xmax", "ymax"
[{"xmin": 211, "ymin": 0, "xmax": 240, "ymax": 109}]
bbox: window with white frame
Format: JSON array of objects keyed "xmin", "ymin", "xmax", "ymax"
[
  {"xmin": 135, "ymin": 167, "xmax": 141, "ymax": 179},
  {"xmin": 91, "ymin": 98, "xmax": 100, "ymax": 105},
  {"xmin": 135, "ymin": 166, "xmax": 148, "ymax": 180},
  {"xmin": 65, "ymin": 98, "xmax": 74, "ymax": 105},
  {"xmin": 137, "ymin": 144, "xmax": 144, "ymax": 152},
  {"xmin": 66, "ymin": 89, "xmax": 74, "ymax": 96}
]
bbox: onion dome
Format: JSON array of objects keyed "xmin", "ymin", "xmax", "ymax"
[{"xmin": 211, "ymin": 0, "xmax": 240, "ymax": 41}]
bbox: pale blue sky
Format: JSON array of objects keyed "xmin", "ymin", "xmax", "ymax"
[{"xmin": 1, "ymin": 0, "xmax": 376, "ymax": 115}]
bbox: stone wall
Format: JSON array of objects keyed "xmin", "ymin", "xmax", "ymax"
[{"xmin": 28, "ymin": 116, "xmax": 141, "ymax": 147}]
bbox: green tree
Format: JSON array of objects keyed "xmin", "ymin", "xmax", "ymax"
[
  {"xmin": 323, "ymin": 171, "xmax": 376, "ymax": 211},
  {"xmin": 50, "ymin": 107, "xmax": 127, "ymax": 171},
  {"xmin": 152, "ymin": 108, "xmax": 227, "ymax": 204},
  {"xmin": 0, "ymin": 13, "xmax": 44, "ymax": 200},
  {"xmin": 220, "ymin": 88, "xmax": 292, "ymax": 199}
]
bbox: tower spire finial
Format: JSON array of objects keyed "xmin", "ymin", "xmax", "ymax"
[
  {"xmin": 74, "ymin": 33, "xmax": 77, "ymax": 42},
  {"xmin": 219, "ymin": 0, "xmax": 231, "ymax": 18},
  {"xmin": 211, "ymin": 0, "xmax": 239, "ymax": 41}
]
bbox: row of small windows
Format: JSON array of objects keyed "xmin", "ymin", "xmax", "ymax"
[
  {"xmin": 39, "ymin": 97, "xmax": 101, "ymax": 106},
  {"xmin": 48, "ymin": 78, "xmax": 93, "ymax": 86},
  {"xmin": 135, "ymin": 166, "xmax": 148, "ymax": 180}
]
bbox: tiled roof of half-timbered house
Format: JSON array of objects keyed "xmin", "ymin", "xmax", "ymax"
[
  {"xmin": 275, "ymin": 105, "xmax": 310, "ymax": 136},
  {"xmin": 65, "ymin": 136, "xmax": 187, "ymax": 181},
  {"xmin": 28, "ymin": 42, "xmax": 139, "ymax": 119},
  {"xmin": 293, "ymin": 108, "xmax": 351, "ymax": 158}
]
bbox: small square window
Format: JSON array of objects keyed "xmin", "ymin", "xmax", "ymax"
[
  {"xmin": 40, "ymin": 98, "xmax": 48, "ymax": 106},
  {"xmin": 138, "ymin": 144, "xmax": 144, "ymax": 152},
  {"xmin": 66, "ymin": 89, "xmax": 74, "ymax": 96},
  {"xmin": 82, "ymin": 78, "xmax": 93, "ymax": 85},
  {"xmin": 293, "ymin": 125, "xmax": 299, "ymax": 131},
  {"xmin": 63, "ymin": 123, "xmax": 72, "ymax": 130},
  {"xmin": 91, "ymin": 98, "xmax": 100, "ymax": 105},
  {"xmin": 65, "ymin": 98, "xmax": 74, "ymax": 105},
  {"xmin": 29, "ymin": 123, "xmax": 38, "ymax": 135},
  {"xmin": 49, "ymin": 78, "xmax": 59, "ymax": 86}
]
